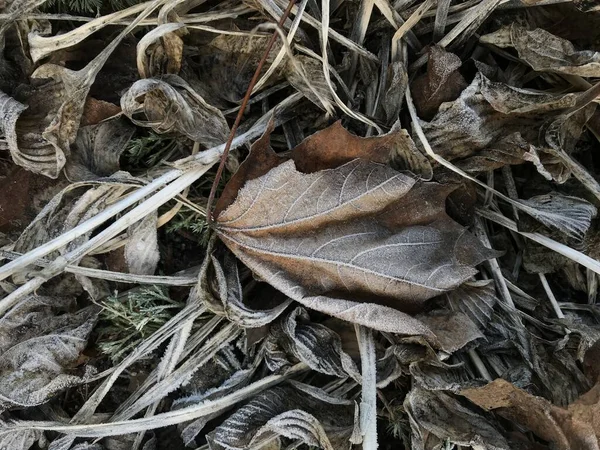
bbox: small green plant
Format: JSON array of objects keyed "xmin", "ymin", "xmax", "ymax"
[
  {"xmin": 96, "ymin": 286, "xmax": 183, "ymax": 362},
  {"xmin": 125, "ymin": 132, "xmax": 179, "ymax": 168},
  {"xmin": 384, "ymin": 403, "xmax": 411, "ymax": 448},
  {"xmin": 166, "ymin": 210, "xmax": 211, "ymax": 245}
]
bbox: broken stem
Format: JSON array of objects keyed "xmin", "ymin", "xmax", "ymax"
[{"xmin": 539, "ymin": 273, "xmax": 565, "ymax": 319}]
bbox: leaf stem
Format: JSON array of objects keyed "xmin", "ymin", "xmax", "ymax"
[{"xmin": 206, "ymin": 0, "xmax": 297, "ymax": 225}]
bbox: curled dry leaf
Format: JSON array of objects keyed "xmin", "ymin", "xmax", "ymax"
[
  {"xmin": 120, "ymin": 75, "xmax": 228, "ymax": 148},
  {"xmin": 405, "ymin": 387, "xmax": 509, "ymax": 450},
  {"xmin": 124, "ymin": 211, "xmax": 160, "ymax": 275},
  {"xmin": 266, "ymin": 307, "xmax": 359, "ymax": 379},
  {"xmin": 0, "ymin": 295, "xmax": 99, "ymax": 411},
  {"xmin": 65, "ymin": 118, "xmax": 135, "ymax": 181},
  {"xmin": 481, "ymin": 24, "xmax": 600, "ymax": 77},
  {"xmin": 411, "ymin": 45, "xmax": 467, "ymax": 120},
  {"xmin": 209, "ymin": 382, "xmax": 355, "ymax": 450},
  {"xmin": 0, "ymin": 425, "xmax": 43, "ymax": 450},
  {"xmin": 201, "ymin": 248, "xmax": 292, "ymax": 328},
  {"xmin": 285, "ymin": 55, "xmax": 336, "ymax": 114},
  {"xmin": 461, "ymin": 379, "xmax": 600, "ymax": 450},
  {"xmin": 382, "ymin": 61, "xmax": 408, "ymax": 124},
  {"xmin": 136, "ymin": 22, "xmax": 185, "ymax": 78},
  {"xmin": 216, "ymin": 123, "xmax": 497, "ymax": 338},
  {"xmin": 14, "ymin": 176, "xmax": 134, "ymax": 255}
]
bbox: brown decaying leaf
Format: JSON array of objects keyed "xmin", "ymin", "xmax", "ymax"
[
  {"xmin": 481, "ymin": 24, "xmax": 600, "ymax": 77},
  {"xmin": 461, "ymin": 379, "xmax": 600, "ymax": 450},
  {"xmin": 411, "ymin": 45, "xmax": 467, "ymax": 121},
  {"xmin": 216, "ymin": 123, "xmax": 498, "ymax": 338}
]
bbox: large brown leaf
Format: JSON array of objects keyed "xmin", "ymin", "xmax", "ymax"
[
  {"xmin": 215, "ymin": 127, "xmax": 497, "ymax": 337},
  {"xmin": 461, "ymin": 379, "xmax": 600, "ymax": 450}
]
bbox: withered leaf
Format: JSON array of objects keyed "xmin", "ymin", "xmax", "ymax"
[
  {"xmin": 461, "ymin": 379, "xmax": 600, "ymax": 450},
  {"xmin": 193, "ymin": 33, "xmax": 281, "ymax": 106},
  {"xmin": 517, "ymin": 192, "xmax": 597, "ymax": 241},
  {"xmin": 0, "ymin": 9, "xmax": 143, "ymax": 179},
  {"xmin": 417, "ymin": 310, "xmax": 484, "ymax": 354},
  {"xmin": 120, "ymin": 75, "xmax": 228, "ymax": 148},
  {"xmin": 285, "ymin": 55, "xmax": 335, "ymax": 114},
  {"xmin": 445, "ymin": 280, "xmax": 498, "ymax": 329},
  {"xmin": 210, "ymin": 382, "xmax": 354, "ymax": 450},
  {"xmin": 267, "ymin": 307, "xmax": 359, "ymax": 379},
  {"xmin": 136, "ymin": 22, "xmax": 185, "ymax": 78},
  {"xmin": 423, "ymin": 73, "xmax": 578, "ymax": 159},
  {"xmin": 65, "ymin": 118, "xmax": 134, "ymax": 181},
  {"xmin": 411, "ymin": 45, "xmax": 467, "ymax": 121},
  {"xmin": 289, "ymin": 120, "xmax": 397, "ymax": 172},
  {"xmin": 14, "ymin": 177, "xmax": 133, "ymax": 255},
  {"xmin": 481, "ymin": 24, "xmax": 600, "ymax": 77},
  {"xmin": 201, "ymin": 247, "xmax": 292, "ymax": 328},
  {"xmin": 0, "ymin": 425, "xmax": 43, "ymax": 450},
  {"xmin": 382, "ymin": 61, "xmax": 408, "ymax": 124},
  {"xmin": 0, "ymin": 296, "xmax": 98, "ymax": 411},
  {"xmin": 216, "ymin": 139, "xmax": 497, "ymax": 335},
  {"xmin": 124, "ymin": 211, "xmax": 160, "ymax": 275},
  {"xmin": 405, "ymin": 387, "xmax": 509, "ymax": 450}
]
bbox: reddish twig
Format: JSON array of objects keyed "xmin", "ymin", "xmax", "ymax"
[{"xmin": 206, "ymin": 0, "xmax": 297, "ymax": 225}]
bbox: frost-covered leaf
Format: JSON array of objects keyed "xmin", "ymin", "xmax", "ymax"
[
  {"xmin": 124, "ymin": 211, "xmax": 160, "ymax": 275},
  {"xmin": 0, "ymin": 295, "xmax": 76, "ymax": 353},
  {"xmin": 174, "ymin": 365, "xmax": 257, "ymax": 446},
  {"xmin": 266, "ymin": 307, "xmax": 359, "ymax": 379},
  {"xmin": 382, "ymin": 61, "xmax": 408, "ymax": 124},
  {"xmin": 210, "ymin": 382, "xmax": 354, "ymax": 450},
  {"xmin": 445, "ymin": 280, "xmax": 498, "ymax": 329},
  {"xmin": 411, "ymin": 45, "xmax": 467, "ymax": 120},
  {"xmin": 481, "ymin": 24, "xmax": 600, "ymax": 77},
  {"xmin": 454, "ymin": 132, "xmax": 567, "ymax": 181},
  {"xmin": 201, "ymin": 247, "xmax": 292, "ymax": 328},
  {"xmin": 216, "ymin": 154, "xmax": 496, "ymax": 336},
  {"xmin": 390, "ymin": 126, "xmax": 432, "ymax": 180},
  {"xmin": 0, "ymin": 7, "xmax": 147, "ymax": 179},
  {"xmin": 405, "ymin": 387, "xmax": 509, "ymax": 450},
  {"xmin": 120, "ymin": 75, "xmax": 228, "ymax": 148},
  {"xmin": 192, "ymin": 33, "xmax": 281, "ymax": 106},
  {"xmin": 14, "ymin": 176, "xmax": 133, "ymax": 255},
  {"xmin": 65, "ymin": 118, "xmax": 134, "ymax": 181},
  {"xmin": 0, "ymin": 425, "xmax": 43, "ymax": 450},
  {"xmin": 418, "ymin": 310, "xmax": 484, "ymax": 354},
  {"xmin": 0, "ymin": 300, "xmax": 98, "ymax": 411},
  {"xmin": 518, "ymin": 192, "xmax": 597, "ymax": 241},
  {"xmin": 286, "ymin": 55, "xmax": 335, "ymax": 114},
  {"xmin": 422, "ymin": 73, "xmax": 580, "ymax": 163}
]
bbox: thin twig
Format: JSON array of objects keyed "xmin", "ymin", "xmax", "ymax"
[{"xmin": 206, "ymin": 0, "xmax": 297, "ymax": 225}]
